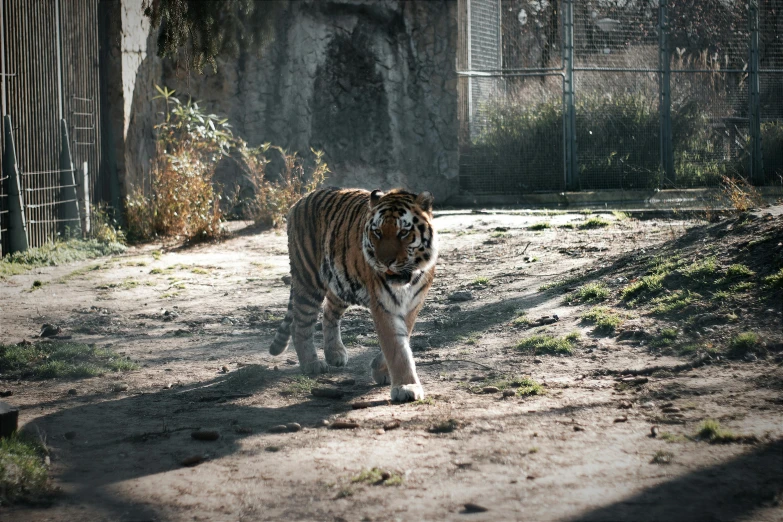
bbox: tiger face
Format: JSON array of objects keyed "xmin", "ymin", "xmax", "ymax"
[{"xmin": 362, "ymin": 189, "xmax": 438, "ymax": 286}]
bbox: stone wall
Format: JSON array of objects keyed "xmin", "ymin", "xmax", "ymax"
[{"xmin": 113, "ymin": 0, "xmax": 459, "ymax": 202}]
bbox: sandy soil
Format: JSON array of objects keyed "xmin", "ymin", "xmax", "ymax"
[{"xmin": 2, "ymin": 209, "xmax": 782, "ymax": 522}]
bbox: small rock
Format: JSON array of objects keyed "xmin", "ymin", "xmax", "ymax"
[
  {"xmin": 191, "ymin": 430, "xmax": 220, "ymax": 441},
  {"xmin": 482, "ymin": 386, "xmax": 500, "ymax": 394},
  {"xmin": 448, "ymin": 291, "xmax": 474, "ymax": 303},
  {"xmin": 383, "ymin": 419, "xmax": 401, "ymax": 431},
  {"xmin": 311, "ymin": 387, "xmax": 344, "ymax": 399},
  {"xmin": 352, "ymin": 401, "xmax": 372, "ymax": 410},
  {"xmin": 744, "ymin": 353, "xmax": 758, "ymax": 362},
  {"xmin": 64, "ymin": 431, "xmax": 77, "ymax": 440},
  {"xmin": 0, "ymin": 390, "xmax": 13, "ymax": 398},
  {"xmin": 640, "ymin": 401, "xmax": 654, "ymax": 409},
  {"xmin": 661, "ymin": 407, "xmax": 681, "ymax": 413},
  {"xmin": 614, "ymin": 416, "xmax": 628, "ymax": 423},
  {"xmin": 376, "ymin": 428, "xmax": 385, "ymax": 435},
  {"xmin": 285, "ymin": 422, "xmax": 302, "ymax": 432},
  {"xmin": 282, "ymin": 275, "xmax": 292, "ymax": 286},
  {"xmin": 285, "ymin": 358, "xmax": 297, "ymax": 366},
  {"xmin": 502, "ymin": 389, "xmax": 516, "ymax": 398},
  {"xmin": 163, "ymin": 383, "xmax": 173, "ymax": 389},
  {"xmin": 317, "ymin": 419, "xmax": 330, "ymax": 427},
  {"xmin": 329, "ymin": 420, "xmax": 359, "ymax": 430},
  {"xmin": 618, "ymin": 400, "xmax": 633, "ymax": 409},
  {"xmin": 533, "ymin": 358, "xmax": 543, "ymax": 364},
  {"xmin": 40, "ymin": 324, "xmax": 62, "ymax": 338},
  {"xmin": 221, "ymin": 366, "xmax": 229, "ymax": 373},
  {"xmin": 621, "ymin": 376, "xmax": 649, "ymax": 385},
  {"xmin": 112, "ymin": 383, "xmax": 129, "ymax": 392},
  {"xmin": 181, "ymin": 455, "xmax": 204, "ymax": 467},
  {"xmin": 269, "ymin": 425, "xmax": 290, "ymax": 433},
  {"xmin": 67, "ymin": 389, "xmax": 77, "ymax": 396},
  {"xmin": 650, "ymin": 426, "xmax": 659, "ymax": 438},
  {"xmin": 338, "ymin": 378, "xmax": 356, "ymax": 386},
  {"xmin": 463, "ymin": 503, "xmax": 489, "ymax": 513},
  {"xmin": 221, "ymin": 317, "xmax": 234, "ymax": 325},
  {"xmin": 573, "ymin": 425, "xmax": 585, "ymax": 432}
]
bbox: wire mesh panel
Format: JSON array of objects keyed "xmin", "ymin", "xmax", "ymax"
[
  {"xmin": 668, "ymin": 0, "xmax": 750, "ymax": 187},
  {"xmin": 0, "ymin": 0, "xmax": 101, "ymax": 253},
  {"xmin": 759, "ymin": 0, "xmax": 783, "ymax": 184},
  {"xmin": 458, "ymin": 0, "xmax": 566, "ymax": 194}
]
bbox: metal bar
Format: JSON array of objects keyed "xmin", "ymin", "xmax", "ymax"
[
  {"xmin": 563, "ymin": 0, "xmax": 577, "ymax": 190},
  {"xmin": 25, "ymin": 184, "xmax": 77, "ymax": 192},
  {"xmin": 71, "ymin": 96, "xmax": 93, "ymax": 101},
  {"xmin": 748, "ymin": 0, "xmax": 763, "ymax": 185},
  {"xmin": 1, "ymin": 0, "xmax": 6, "ymax": 118},
  {"xmin": 72, "ymin": 125, "xmax": 95, "ymax": 130},
  {"xmin": 27, "ymin": 199, "xmax": 77, "ymax": 208},
  {"xmin": 55, "ymin": 0, "xmax": 63, "ymax": 121},
  {"xmin": 457, "ymin": 71, "xmax": 565, "ymax": 78},
  {"xmin": 457, "ymin": 66, "xmax": 565, "ymax": 73},
  {"xmin": 29, "ymin": 217, "xmax": 80, "ymax": 224},
  {"xmin": 70, "ymin": 111, "xmax": 93, "ymax": 116},
  {"xmin": 22, "ymin": 168, "xmax": 75, "ymax": 175},
  {"xmin": 659, "ymin": 0, "xmax": 675, "ymax": 188},
  {"xmin": 80, "ymin": 160, "xmax": 89, "ymax": 236}
]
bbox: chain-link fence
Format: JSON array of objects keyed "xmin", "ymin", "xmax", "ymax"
[{"xmin": 458, "ymin": 0, "xmax": 783, "ymax": 195}]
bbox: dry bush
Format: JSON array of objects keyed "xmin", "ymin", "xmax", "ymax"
[
  {"xmin": 719, "ymin": 175, "xmax": 764, "ymax": 213},
  {"xmin": 126, "ymin": 86, "xmax": 326, "ymax": 241}
]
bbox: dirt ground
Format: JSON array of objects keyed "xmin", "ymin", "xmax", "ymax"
[{"xmin": 2, "ymin": 208, "xmax": 782, "ymax": 522}]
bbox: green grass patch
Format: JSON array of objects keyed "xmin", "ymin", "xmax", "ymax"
[
  {"xmin": 696, "ymin": 420, "xmax": 742, "ymax": 443},
  {"xmin": 352, "ymin": 467, "xmax": 403, "ymax": 486},
  {"xmin": 578, "ymin": 217, "xmax": 610, "ymax": 229},
  {"xmin": 727, "ymin": 332, "xmax": 763, "ymax": 358},
  {"xmin": 650, "ymin": 290, "xmax": 694, "ymax": 315},
  {"xmin": 682, "ymin": 256, "xmax": 718, "ymax": 279},
  {"xmin": 579, "ymin": 306, "xmax": 623, "ymax": 334},
  {"xmin": 621, "ymin": 273, "xmax": 665, "ymax": 304},
  {"xmin": 280, "ymin": 375, "xmax": 316, "ymax": 396},
  {"xmin": 528, "ymin": 222, "xmax": 551, "ymax": 231},
  {"xmin": 97, "ymin": 278, "xmax": 140, "ymax": 290},
  {"xmin": 650, "ymin": 328, "xmax": 679, "ymax": 348},
  {"xmin": 0, "ymin": 342, "xmax": 138, "ymax": 380},
  {"xmin": 511, "ymin": 311, "xmax": 531, "ymax": 327},
  {"xmin": 611, "ymin": 211, "xmax": 630, "ymax": 221},
  {"xmin": 191, "ymin": 267, "xmax": 209, "ymax": 275},
  {"xmin": 0, "ymin": 239, "xmax": 125, "ymax": 279},
  {"xmin": 558, "ymin": 223, "xmax": 575, "ymax": 229},
  {"xmin": 564, "ymin": 282, "xmax": 610, "ymax": 304},
  {"xmin": 0, "ymin": 433, "xmax": 50, "ymax": 504},
  {"xmin": 489, "ymin": 231, "xmax": 508, "ymax": 238},
  {"xmin": 428, "ymin": 419, "xmax": 459, "ymax": 434},
  {"xmin": 516, "ymin": 332, "xmax": 579, "ymax": 356},
  {"xmin": 726, "ymin": 264, "xmax": 754, "ymax": 278},
  {"xmin": 471, "ymin": 276, "xmax": 490, "ymax": 286},
  {"xmin": 764, "ymin": 268, "xmax": 783, "ymax": 289},
  {"xmin": 650, "ymin": 450, "xmax": 674, "ymax": 464}
]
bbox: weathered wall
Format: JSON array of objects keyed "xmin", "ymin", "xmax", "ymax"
[{"xmin": 115, "ymin": 0, "xmax": 459, "ymax": 202}]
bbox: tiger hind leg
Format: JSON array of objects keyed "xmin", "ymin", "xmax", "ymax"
[
  {"xmin": 322, "ymin": 291, "xmax": 348, "ymax": 367},
  {"xmin": 269, "ymin": 291, "xmax": 294, "ymax": 355}
]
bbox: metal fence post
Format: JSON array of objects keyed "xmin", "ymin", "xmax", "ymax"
[
  {"xmin": 748, "ymin": 0, "xmax": 763, "ymax": 185},
  {"xmin": 58, "ymin": 119, "xmax": 81, "ymax": 238},
  {"xmin": 80, "ymin": 161, "xmax": 90, "ymax": 237},
  {"xmin": 563, "ymin": 0, "xmax": 578, "ymax": 190},
  {"xmin": 3, "ymin": 115, "xmax": 29, "ymax": 254},
  {"xmin": 658, "ymin": 0, "xmax": 675, "ymax": 188}
]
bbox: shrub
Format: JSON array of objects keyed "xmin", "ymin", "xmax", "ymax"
[{"xmin": 126, "ymin": 86, "xmax": 327, "ymax": 241}]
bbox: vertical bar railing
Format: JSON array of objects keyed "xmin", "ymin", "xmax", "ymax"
[
  {"xmin": 57, "ymin": 118, "xmax": 80, "ymax": 238},
  {"xmin": 562, "ymin": 0, "xmax": 577, "ymax": 190},
  {"xmin": 748, "ymin": 0, "xmax": 763, "ymax": 185},
  {"xmin": 658, "ymin": 0, "xmax": 675, "ymax": 188}
]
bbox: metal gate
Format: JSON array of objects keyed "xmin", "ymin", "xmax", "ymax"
[
  {"xmin": 0, "ymin": 0, "xmax": 102, "ymax": 253},
  {"xmin": 458, "ymin": 0, "xmax": 783, "ymax": 195}
]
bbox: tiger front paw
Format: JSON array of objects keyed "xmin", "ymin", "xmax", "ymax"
[
  {"xmin": 325, "ymin": 345, "xmax": 348, "ymax": 367},
  {"xmin": 300, "ymin": 359, "xmax": 329, "ymax": 375},
  {"xmin": 391, "ymin": 384, "xmax": 424, "ymax": 402}
]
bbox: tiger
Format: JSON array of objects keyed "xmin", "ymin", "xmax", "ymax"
[{"xmin": 268, "ymin": 187, "xmax": 438, "ymax": 402}]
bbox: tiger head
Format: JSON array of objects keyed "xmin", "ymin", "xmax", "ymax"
[{"xmin": 363, "ymin": 189, "xmax": 438, "ymax": 285}]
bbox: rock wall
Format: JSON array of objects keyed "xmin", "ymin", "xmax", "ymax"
[{"xmin": 118, "ymin": 0, "xmax": 459, "ymax": 202}]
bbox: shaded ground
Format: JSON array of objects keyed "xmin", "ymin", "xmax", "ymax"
[{"xmin": 1, "ymin": 208, "xmax": 782, "ymax": 521}]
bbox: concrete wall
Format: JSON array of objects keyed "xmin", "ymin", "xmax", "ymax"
[{"xmin": 108, "ymin": 0, "xmax": 459, "ymax": 202}]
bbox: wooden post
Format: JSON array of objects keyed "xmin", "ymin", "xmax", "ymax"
[{"xmin": 3, "ymin": 115, "xmax": 29, "ymax": 254}]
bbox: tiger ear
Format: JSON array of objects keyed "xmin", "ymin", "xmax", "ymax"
[
  {"xmin": 416, "ymin": 191, "xmax": 434, "ymax": 213},
  {"xmin": 370, "ymin": 189, "xmax": 384, "ymax": 207}
]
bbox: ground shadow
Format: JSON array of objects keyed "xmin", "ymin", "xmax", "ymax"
[{"xmin": 569, "ymin": 438, "xmax": 783, "ymax": 522}]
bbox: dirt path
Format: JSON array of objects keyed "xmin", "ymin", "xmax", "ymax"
[{"xmin": 2, "ymin": 211, "xmax": 782, "ymax": 521}]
